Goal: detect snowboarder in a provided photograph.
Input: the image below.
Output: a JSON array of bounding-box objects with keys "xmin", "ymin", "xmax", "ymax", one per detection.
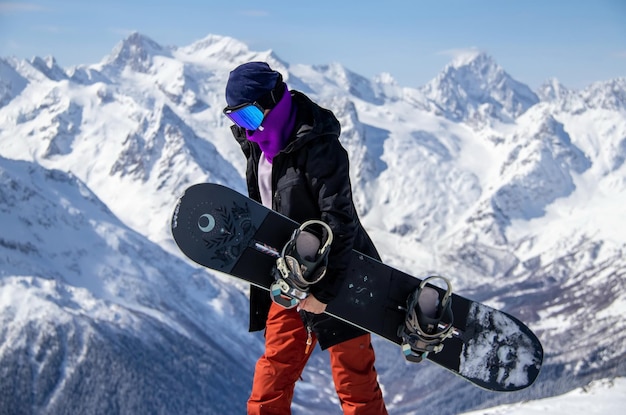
[{"xmin": 224, "ymin": 61, "xmax": 388, "ymax": 415}]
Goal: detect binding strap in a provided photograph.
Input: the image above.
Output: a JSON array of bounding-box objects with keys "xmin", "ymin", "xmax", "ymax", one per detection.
[
  {"xmin": 270, "ymin": 220, "xmax": 333, "ymax": 308},
  {"xmin": 399, "ymin": 275, "xmax": 455, "ymax": 363}
]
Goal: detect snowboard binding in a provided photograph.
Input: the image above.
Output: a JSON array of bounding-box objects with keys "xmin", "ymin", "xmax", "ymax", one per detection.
[
  {"xmin": 270, "ymin": 220, "xmax": 333, "ymax": 309},
  {"xmin": 398, "ymin": 275, "xmax": 455, "ymax": 363}
]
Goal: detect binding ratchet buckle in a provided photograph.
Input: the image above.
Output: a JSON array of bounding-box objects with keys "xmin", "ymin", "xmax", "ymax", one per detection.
[
  {"xmin": 398, "ymin": 275, "xmax": 455, "ymax": 363},
  {"xmin": 270, "ymin": 220, "xmax": 333, "ymax": 309}
]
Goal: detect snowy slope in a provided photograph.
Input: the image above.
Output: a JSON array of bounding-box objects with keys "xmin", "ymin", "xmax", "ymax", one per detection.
[
  {"xmin": 1, "ymin": 32, "xmax": 625, "ymax": 414},
  {"xmin": 0, "ymin": 155, "xmax": 260, "ymax": 414},
  {"xmin": 461, "ymin": 377, "xmax": 626, "ymax": 415}
]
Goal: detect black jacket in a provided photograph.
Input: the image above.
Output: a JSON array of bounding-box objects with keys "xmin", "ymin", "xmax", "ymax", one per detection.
[{"xmin": 232, "ymin": 90, "xmax": 380, "ymax": 349}]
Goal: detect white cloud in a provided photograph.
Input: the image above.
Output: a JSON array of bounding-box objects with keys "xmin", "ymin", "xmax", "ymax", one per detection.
[
  {"xmin": 0, "ymin": 2, "xmax": 46, "ymax": 13},
  {"xmin": 437, "ymin": 47, "xmax": 482, "ymax": 61}
]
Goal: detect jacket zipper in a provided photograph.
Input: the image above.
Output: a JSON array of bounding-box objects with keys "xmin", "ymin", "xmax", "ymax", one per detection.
[{"xmin": 270, "ymin": 153, "xmax": 282, "ymax": 211}]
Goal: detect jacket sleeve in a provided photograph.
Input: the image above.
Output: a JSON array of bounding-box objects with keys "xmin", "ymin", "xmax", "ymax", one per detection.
[{"xmin": 304, "ymin": 135, "xmax": 358, "ymax": 304}]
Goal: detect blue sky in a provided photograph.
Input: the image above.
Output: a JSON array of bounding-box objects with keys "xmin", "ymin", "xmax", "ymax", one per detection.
[{"xmin": 0, "ymin": 0, "xmax": 624, "ymax": 89}]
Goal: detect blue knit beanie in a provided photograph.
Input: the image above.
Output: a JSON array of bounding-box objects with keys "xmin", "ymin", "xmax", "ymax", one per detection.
[{"xmin": 225, "ymin": 62, "xmax": 281, "ymax": 107}]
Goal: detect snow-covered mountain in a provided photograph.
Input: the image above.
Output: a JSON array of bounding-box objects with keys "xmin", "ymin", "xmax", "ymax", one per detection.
[
  {"xmin": 0, "ymin": 156, "xmax": 259, "ymax": 414},
  {"xmin": 420, "ymin": 50, "xmax": 539, "ymax": 125},
  {"xmin": 1, "ymin": 32, "xmax": 624, "ymax": 414}
]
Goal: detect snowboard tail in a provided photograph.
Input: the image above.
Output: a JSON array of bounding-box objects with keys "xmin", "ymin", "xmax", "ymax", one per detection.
[{"xmin": 172, "ymin": 183, "xmax": 543, "ymax": 392}]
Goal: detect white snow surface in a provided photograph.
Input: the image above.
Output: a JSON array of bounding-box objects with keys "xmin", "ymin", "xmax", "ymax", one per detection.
[
  {"xmin": 1, "ymin": 32, "xmax": 625, "ymax": 414},
  {"xmin": 461, "ymin": 377, "xmax": 626, "ymax": 415}
]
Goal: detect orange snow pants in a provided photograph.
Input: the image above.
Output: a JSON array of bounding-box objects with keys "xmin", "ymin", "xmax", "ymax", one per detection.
[{"xmin": 248, "ymin": 302, "xmax": 388, "ymax": 415}]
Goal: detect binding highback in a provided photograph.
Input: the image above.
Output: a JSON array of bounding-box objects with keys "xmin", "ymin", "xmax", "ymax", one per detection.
[
  {"xmin": 399, "ymin": 275, "xmax": 455, "ymax": 362},
  {"xmin": 270, "ymin": 220, "xmax": 333, "ymax": 308}
]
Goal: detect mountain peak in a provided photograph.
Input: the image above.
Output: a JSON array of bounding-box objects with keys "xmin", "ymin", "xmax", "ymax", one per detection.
[
  {"xmin": 374, "ymin": 72, "xmax": 397, "ymax": 85},
  {"xmin": 30, "ymin": 55, "xmax": 68, "ymax": 81},
  {"xmin": 175, "ymin": 33, "xmax": 265, "ymax": 64},
  {"xmin": 0, "ymin": 58, "xmax": 29, "ymax": 107},
  {"xmin": 104, "ymin": 32, "xmax": 171, "ymax": 73},
  {"xmin": 422, "ymin": 50, "xmax": 538, "ymax": 123},
  {"xmin": 436, "ymin": 50, "xmax": 506, "ymax": 88},
  {"xmin": 581, "ymin": 77, "xmax": 626, "ymax": 111},
  {"xmin": 449, "ymin": 49, "xmax": 491, "ymax": 69},
  {"xmin": 181, "ymin": 34, "xmax": 247, "ymax": 54},
  {"xmin": 537, "ymin": 77, "xmax": 571, "ymax": 101}
]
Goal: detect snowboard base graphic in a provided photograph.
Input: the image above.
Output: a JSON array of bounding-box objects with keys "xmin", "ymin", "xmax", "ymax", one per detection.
[{"xmin": 171, "ymin": 183, "xmax": 543, "ymax": 392}]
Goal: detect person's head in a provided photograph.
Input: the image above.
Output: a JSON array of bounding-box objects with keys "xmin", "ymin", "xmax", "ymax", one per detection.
[{"xmin": 223, "ymin": 62, "xmax": 286, "ymax": 131}]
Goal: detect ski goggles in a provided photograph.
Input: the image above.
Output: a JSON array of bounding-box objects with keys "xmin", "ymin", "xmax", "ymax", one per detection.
[
  {"xmin": 223, "ymin": 102, "xmax": 267, "ymax": 131},
  {"xmin": 223, "ymin": 74, "xmax": 285, "ymax": 131}
]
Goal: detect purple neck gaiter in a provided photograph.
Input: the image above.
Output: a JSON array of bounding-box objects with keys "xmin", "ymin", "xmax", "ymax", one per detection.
[{"xmin": 246, "ymin": 85, "xmax": 297, "ymax": 163}]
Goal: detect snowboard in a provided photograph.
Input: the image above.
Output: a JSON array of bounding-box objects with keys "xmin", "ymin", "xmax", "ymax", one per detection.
[{"xmin": 171, "ymin": 183, "xmax": 543, "ymax": 392}]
